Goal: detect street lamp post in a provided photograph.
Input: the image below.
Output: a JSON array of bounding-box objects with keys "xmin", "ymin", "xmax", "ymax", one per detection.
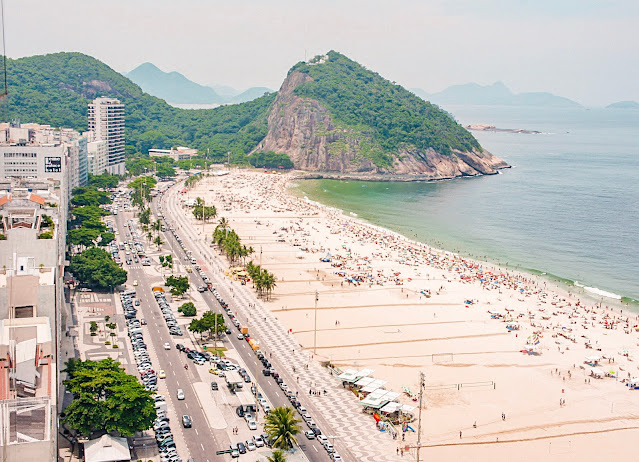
[{"xmin": 313, "ymin": 290, "xmax": 319, "ymax": 355}]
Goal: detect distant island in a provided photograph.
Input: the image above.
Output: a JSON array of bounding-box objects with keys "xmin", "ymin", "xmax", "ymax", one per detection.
[
  {"xmin": 466, "ymin": 124, "xmax": 541, "ymax": 134},
  {"xmin": 606, "ymin": 101, "xmax": 639, "ymax": 110},
  {"xmin": 412, "ymin": 81, "xmax": 582, "ymax": 108},
  {"xmin": 126, "ymin": 62, "xmax": 273, "ymax": 105}
]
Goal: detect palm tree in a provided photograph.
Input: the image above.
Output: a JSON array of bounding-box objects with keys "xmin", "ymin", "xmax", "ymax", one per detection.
[
  {"xmin": 266, "ymin": 450, "xmax": 287, "ymax": 462},
  {"xmin": 264, "ymin": 406, "xmax": 301, "ymax": 450},
  {"xmin": 154, "ymin": 235, "xmax": 163, "ymax": 250},
  {"xmin": 216, "ymin": 217, "xmax": 228, "ymax": 231}
]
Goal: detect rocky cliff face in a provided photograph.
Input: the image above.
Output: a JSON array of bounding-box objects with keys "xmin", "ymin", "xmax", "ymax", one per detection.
[{"xmin": 256, "ymin": 71, "xmax": 509, "ymax": 180}]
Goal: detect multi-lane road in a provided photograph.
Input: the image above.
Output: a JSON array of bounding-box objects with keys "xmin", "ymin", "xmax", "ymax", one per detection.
[{"xmin": 113, "ymin": 189, "xmax": 334, "ymax": 462}]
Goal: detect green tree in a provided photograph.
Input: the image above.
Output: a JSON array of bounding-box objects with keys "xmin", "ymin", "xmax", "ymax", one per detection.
[
  {"xmin": 264, "ymin": 406, "xmax": 301, "ymax": 450},
  {"xmin": 70, "ymin": 247, "xmax": 127, "ymax": 289},
  {"xmin": 99, "ymin": 232, "xmax": 115, "ymax": 246},
  {"xmin": 89, "ymin": 321, "xmax": 98, "ymax": 336},
  {"xmin": 266, "ymin": 450, "xmax": 287, "ymax": 462},
  {"xmin": 178, "ymin": 302, "xmax": 197, "ymax": 317},
  {"xmin": 166, "ymin": 275, "xmax": 189, "ymax": 297},
  {"xmin": 68, "ymin": 228, "xmax": 100, "ymax": 247},
  {"xmin": 88, "ymin": 173, "xmax": 119, "ymax": 189},
  {"xmin": 61, "ymin": 358, "xmax": 156, "ymax": 436},
  {"xmin": 155, "ymin": 163, "xmax": 176, "ymax": 179},
  {"xmin": 188, "ymin": 318, "xmax": 206, "ymax": 338},
  {"xmin": 72, "ymin": 205, "xmax": 108, "ymax": 226},
  {"xmin": 139, "ymin": 208, "xmax": 151, "ymax": 225},
  {"xmin": 70, "ymin": 187, "xmax": 112, "ymax": 207},
  {"xmin": 153, "ymin": 235, "xmax": 163, "ymax": 250}
]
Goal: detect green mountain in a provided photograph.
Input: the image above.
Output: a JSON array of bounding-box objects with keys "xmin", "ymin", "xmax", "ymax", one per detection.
[
  {"xmin": 126, "ymin": 62, "xmax": 224, "ymax": 104},
  {"xmin": 259, "ymin": 51, "xmax": 508, "ymax": 178},
  {"xmin": 4, "ymin": 51, "xmax": 508, "ymax": 179},
  {"xmin": 606, "ymin": 101, "xmax": 639, "ymax": 109},
  {"xmin": 4, "ymin": 52, "xmax": 274, "ymax": 159}
]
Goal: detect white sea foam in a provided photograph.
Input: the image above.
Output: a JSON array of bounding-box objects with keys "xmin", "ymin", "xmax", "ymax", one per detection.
[{"xmin": 575, "ymin": 281, "xmax": 622, "ymax": 300}]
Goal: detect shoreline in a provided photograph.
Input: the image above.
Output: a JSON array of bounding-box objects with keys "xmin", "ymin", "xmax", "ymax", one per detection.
[
  {"xmin": 290, "ymin": 177, "xmax": 638, "ymax": 311},
  {"xmin": 182, "ymin": 169, "xmax": 639, "ymax": 460}
]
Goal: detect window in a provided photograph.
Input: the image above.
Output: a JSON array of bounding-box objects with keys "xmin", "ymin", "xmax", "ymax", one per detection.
[{"xmin": 14, "ymin": 305, "xmax": 34, "ymax": 318}]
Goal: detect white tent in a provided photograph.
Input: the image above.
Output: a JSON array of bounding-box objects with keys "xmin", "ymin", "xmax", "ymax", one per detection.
[{"xmin": 84, "ymin": 435, "xmax": 130, "ymax": 462}]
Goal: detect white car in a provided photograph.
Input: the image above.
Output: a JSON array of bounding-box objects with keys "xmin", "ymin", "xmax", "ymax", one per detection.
[
  {"xmin": 253, "ymin": 435, "xmax": 264, "ymax": 447},
  {"xmin": 177, "ymin": 389, "xmax": 185, "ymax": 400},
  {"xmin": 324, "ymin": 442, "xmax": 334, "ymax": 453},
  {"xmin": 317, "ymin": 435, "xmax": 328, "ymax": 445},
  {"xmin": 332, "ymin": 453, "xmax": 343, "ymax": 461},
  {"xmin": 247, "ymin": 420, "xmax": 257, "ymax": 430},
  {"xmin": 246, "ymin": 440, "xmax": 256, "ymax": 451},
  {"xmin": 164, "ymin": 343, "xmax": 171, "ymax": 350}
]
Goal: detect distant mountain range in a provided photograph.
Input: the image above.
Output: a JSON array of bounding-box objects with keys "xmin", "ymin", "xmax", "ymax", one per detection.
[
  {"xmin": 126, "ymin": 62, "xmax": 273, "ymax": 105},
  {"xmin": 411, "ymin": 82, "xmax": 582, "ymax": 108},
  {"xmin": 606, "ymin": 100, "xmax": 639, "ymax": 110}
]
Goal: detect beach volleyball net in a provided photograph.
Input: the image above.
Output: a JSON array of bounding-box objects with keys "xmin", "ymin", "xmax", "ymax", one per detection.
[{"xmin": 431, "ymin": 353, "xmax": 454, "ymax": 363}]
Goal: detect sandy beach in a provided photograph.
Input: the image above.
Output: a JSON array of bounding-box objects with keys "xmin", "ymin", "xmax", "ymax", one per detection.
[{"xmin": 180, "ymin": 169, "xmax": 639, "ymax": 461}]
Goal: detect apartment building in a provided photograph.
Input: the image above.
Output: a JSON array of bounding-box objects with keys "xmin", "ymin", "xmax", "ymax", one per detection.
[
  {"xmin": 0, "ymin": 178, "xmax": 67, "ymax": 461},
  {"xmin": 87, "ymin": 98, "xmax": 125, "ymax": 175}
]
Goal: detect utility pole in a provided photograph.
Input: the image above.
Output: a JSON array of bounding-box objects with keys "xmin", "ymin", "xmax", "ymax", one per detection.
[
  {"xmin": 201, "ymin": 197, "xmax": 205, "ymax": 236},
  {"xmin": 416, "ymin": 371, "xmax": 425, "ymax": 462},
  {"xmin": 313, "ymin": 290, "xmax": 319, "ymax": 354}
]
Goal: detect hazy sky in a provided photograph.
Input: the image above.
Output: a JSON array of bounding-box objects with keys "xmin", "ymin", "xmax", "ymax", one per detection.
[{"xmin": 6, "ymin": 0, "xmax": 639, "ymax": 106}]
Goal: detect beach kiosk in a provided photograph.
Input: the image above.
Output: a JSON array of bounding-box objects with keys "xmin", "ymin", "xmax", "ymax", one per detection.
[
  {"xmin": 225, "ymin": 370, "xmax": 244, "ymax": 393},
  {"xmin": 236, "ymin": 390, "xmax": 258, "ymax": 412}
]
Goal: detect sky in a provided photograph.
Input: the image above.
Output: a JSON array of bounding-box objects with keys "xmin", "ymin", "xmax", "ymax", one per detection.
[{"xmin": 6, "ymin": 0, "xmax": 639, "ymax": 106}]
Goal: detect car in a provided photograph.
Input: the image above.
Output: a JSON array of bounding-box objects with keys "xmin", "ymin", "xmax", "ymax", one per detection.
[
  {"xmin": 133, "ymin": 280, "xmax": 138, "ymax": 286},
  {"xmin": 236, "ymin": 406, "xmax": 245, "ymax": 418},
  {"xmin": 244, "ymin": 413, "xmax": 253, "ymax": 422},
  {"xmin": 237, "ymin": 442, "xmax": 247, "ymax": 454},
  {"xmin": 182, "ymin": 415, "xmax": 192, "ymax": 428},
  {"xmin": 311, "ymin": 425, "xmax": 322, "ymax": 436},
  {"xmin": 253, "ymin": 435, "xmax": 265, "ymax": 447},
  {"xmin": 198, "ymin": 286, "xmax": 207, "ymax": 292},
  {"xmin": 211, "ymin": 381, "xmax": 218, "ymax": 390},
  {"xmin": 324, "ymin": 442, "xmax": 334, "ymax": 453},
  {"xmin": 208, "ymin": 368, "xmax": 218, "ymax": 375},
  {"xmin": 246, "ymin": 440, "xmax": 256, "ymax": 451},
  {"xmin": 164, "ymin": 342, "xmax": 171, "ymax": 350},
  {"xmin": 176, "ymin": 389, "xmax": 185, "ymax": 400},
  {"xmin": 237, "ymin": 333, "xmax": 244, "ymax": 340},
  {"xmin": 332, "ymin": 453, "xmax": 343, "ymax": 461},
  {"xmin": 159, "ymin": 370, "xmax": 166, "ymax": 379},
  {"xmin": 304, "ymin": 430, "xmax": 316, "ymax": 440},
  {"xmin": 317, "ymin": 435, "xmax": 328, "ymax": 445},
  {"xmin": 247, "ymin": 420, "xmax": 257, "ymax": 431},
  {"xmin": 262, "ymin": 368, "xmax": 271, "ymax": 376},
  {"xmin": 230, "ymin": 444, "xmax": 239, "ymax": 458}
]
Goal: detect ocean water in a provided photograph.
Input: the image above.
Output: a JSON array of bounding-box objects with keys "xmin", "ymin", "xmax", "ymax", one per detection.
[{"xmin": 294, "ymin": 105, "xmax": 639, "ymax": 305}]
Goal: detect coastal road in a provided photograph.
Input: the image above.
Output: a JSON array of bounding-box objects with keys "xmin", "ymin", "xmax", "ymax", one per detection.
[
  {"xmin": 114, "ymin": 210, "xmax": 228, "ymax": 462},
  {"xmin": 152, "ymin": 194, "xmax": 334, "ymax": 462}
]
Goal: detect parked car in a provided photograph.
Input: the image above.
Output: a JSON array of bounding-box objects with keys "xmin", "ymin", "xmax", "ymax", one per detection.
[{"xmin": 182, "ymin": 415, "xmax": 192, "ymax": 428}]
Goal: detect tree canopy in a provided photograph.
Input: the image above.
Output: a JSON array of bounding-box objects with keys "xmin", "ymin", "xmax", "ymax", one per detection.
[
  {"xmin": 165, "ymin": 275, "xmax": 189, "ymax": 297},
  {"xmin": 70, "ymin": 247, "xmax": 127, "ymax": 289},
  {"xmin": 5, "ymin": 52, "xmax": 275, "ymax": 161},
  {"xmin": 264, "ymin": 406, "xmax": 301, "ymax": 450},
  {"xmin": 291, "ymin": 51, "xmax": 481, "ymax": 165},
  {"xmin": 62, "ymin": 358, "xmax": 156, "ymax": 436},
  {"xmin": 88, "ymin": 173, "xmax": 120, "ymax": 189},
  {"xmin": 248, "ymin": 151, "xmax": 294, "ymax": 169}
]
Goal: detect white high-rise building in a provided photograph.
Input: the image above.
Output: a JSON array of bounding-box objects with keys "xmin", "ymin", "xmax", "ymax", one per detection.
[
  {"xmin": 84, "ymin": 131, "xmax": 108, "ymax": 175},
  {"xmin": 87, "ymin": 97, "xmax": 125, "ymax": 175}
]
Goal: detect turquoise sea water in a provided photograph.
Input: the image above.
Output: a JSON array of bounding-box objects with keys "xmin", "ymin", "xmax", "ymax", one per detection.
[{"xmin": 294, "ymin": 105, "xmax": 639, "ymax": 305}]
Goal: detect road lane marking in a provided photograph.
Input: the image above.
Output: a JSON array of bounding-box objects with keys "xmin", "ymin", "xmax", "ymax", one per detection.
[
  {"xmin": 195, "ymin": 428, "xmax": 199, "ymax": 435},
  {"xmin": 314, "ymin": 445, "xmax": 318, "ymax": 452},
  {"xmin": 201, "ymin": 443, "xmax": 205, "ymax": 451}
]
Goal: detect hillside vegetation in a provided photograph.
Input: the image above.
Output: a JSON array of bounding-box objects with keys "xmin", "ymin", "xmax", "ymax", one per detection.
[
  {"xmin": 290, "ymin": 51, "xmax": 481, "ymax": 158},
  {"xmin": 3, "ymin": 52, "xmax": 275, "ymax": 160}
]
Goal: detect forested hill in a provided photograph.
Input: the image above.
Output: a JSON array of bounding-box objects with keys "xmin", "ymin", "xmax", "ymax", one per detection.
[
  {"xmin": 291, "ymin": 51, "xmax": 480, "ymax": 157},
  {"xmin": 259, "ymin": 51, "xmax": 508, "ymax": 178},
  {"xmin": 3, "ymin": 52, "xmax": 275, "ymax": 159}
]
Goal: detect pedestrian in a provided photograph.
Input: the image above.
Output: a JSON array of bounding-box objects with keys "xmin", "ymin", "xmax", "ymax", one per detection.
[
  {"xmin": 400, "ymin": 448, "xmax": 404, "ymax": 456},
  {"xmin": 460, "ymin": 431, "xmax": 462, "ymax": 439},
  {"xmin": 396, "ymin": 448, "xmax": 399, "ymax": 455},
  {"xmin": 402, "ymin": 433, "xmax": 405, "ymax": 441}
]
